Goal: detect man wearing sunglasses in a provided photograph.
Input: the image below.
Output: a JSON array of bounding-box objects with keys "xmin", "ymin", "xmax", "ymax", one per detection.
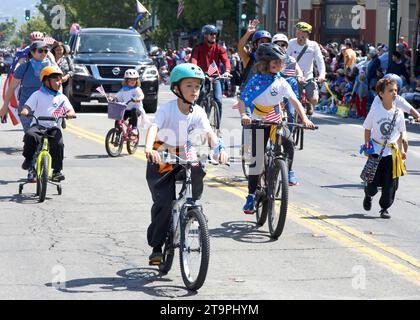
[{"xmin": 192, "ymin": 24, "xmax": 231, "ymax": 124}]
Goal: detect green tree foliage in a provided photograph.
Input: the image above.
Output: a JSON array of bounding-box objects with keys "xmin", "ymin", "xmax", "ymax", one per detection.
[{"xmin": 18, "ymin": 16, "xmax": 53, "ymax": 46}]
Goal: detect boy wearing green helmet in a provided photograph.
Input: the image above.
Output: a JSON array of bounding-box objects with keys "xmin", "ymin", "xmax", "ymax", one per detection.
[{"xmin": 144, "ymin": 63, "xmax": 228, "ymax": 265}]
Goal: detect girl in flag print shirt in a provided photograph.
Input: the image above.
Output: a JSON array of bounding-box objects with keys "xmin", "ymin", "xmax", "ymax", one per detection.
[
  {"xmin": 238, "ymin": 43, "xmax": 315, "ymax": 214},
  {"xmin": 20, "ymin": 66, "xmax": 75, "ymax": 182},
  {"xmin": 143, "ymin": 63, "xmax": 228, "ymax": 265}
]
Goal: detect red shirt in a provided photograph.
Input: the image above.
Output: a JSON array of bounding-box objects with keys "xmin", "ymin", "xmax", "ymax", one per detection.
[{"xmin": 191, "ymin": 43, "xmax": 231, "ymax": 74}]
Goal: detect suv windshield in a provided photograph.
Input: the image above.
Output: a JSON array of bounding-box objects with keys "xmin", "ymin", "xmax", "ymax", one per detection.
[{"xmin": 76, "ymin": 34, "xmax": 147, "ymax": 56}]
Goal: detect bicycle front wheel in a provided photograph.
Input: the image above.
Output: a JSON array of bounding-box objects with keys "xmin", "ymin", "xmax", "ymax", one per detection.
[
  {"xmin": 159, "ymin": 225, "xmax": 175, "ymax": 275},
  {"xmin": 293, "ymin": 113, "xmax": 304, "ymax": 150},
  {"xmin": 105, "ymin": 128, "xmax": 123, "ymax": 157},
  {"xmin": 38, "ymin": 155, "xmax": 49, "ymax": 203},
  {"xmin": 267, "ymin": 158, "xmax": 289, "ymax": 239},
  {"xmin": 255, "ymin": 172, "xmax": 268, "ymax": 227},
  {"xmin": 180, "ymin": 208, "xmax": 210, "ymax": 291},
  {"xmin": 208, "ymin": 101, "xmax": 220, "ymax": 135}
]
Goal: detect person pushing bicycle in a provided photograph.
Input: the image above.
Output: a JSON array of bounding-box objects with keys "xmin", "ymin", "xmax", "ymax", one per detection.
[
  {"xmin": 144, "ymin": 63, "xmax": 228, "ymax": 265},
  {"xmin": 238, "ymin": 43, "xmax": 315, "ymax": 214},
  {"xmin": 20, "ymin": 66, "xmax": 76, "ymax": 182}
]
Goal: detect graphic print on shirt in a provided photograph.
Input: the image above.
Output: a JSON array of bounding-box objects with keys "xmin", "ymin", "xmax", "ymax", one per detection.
[{"xmin": 378, "ymin": 119, "xmax": 392, "ymax": 139}]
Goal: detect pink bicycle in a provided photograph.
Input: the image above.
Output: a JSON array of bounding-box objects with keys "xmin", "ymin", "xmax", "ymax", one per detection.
[{"xmin": 105, "ymin": 101, "xmax": 140, "ymax": 157}]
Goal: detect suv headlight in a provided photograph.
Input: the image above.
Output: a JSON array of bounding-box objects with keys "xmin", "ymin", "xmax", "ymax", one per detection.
[
  {"xmin": 141, "ymin": 66, "xmax": 158, "ymax": 81},
  {"xmin": 74, "ymin": 64, "xmax": 90, "ymax": 76}
]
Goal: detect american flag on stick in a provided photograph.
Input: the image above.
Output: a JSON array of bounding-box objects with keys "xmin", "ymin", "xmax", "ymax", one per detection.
[
  {"xmin": 265, "ymin": 105, "xmax": 281, "ymax": 123},
  {"xmin": 177, "ymin": 0, "xmax": 184, "ymax": 19},
  {"xmin": 52, "ymin": 102, "xmax": 66, "ymax": 118},
  {"xmin": 96, "ymin": 85, "xmax": 110, "ymax": 102},
  {"xmin": 184, "ymin": 139, "xmax": 198, "ymax": 164},
  {"xmin": 207, "ymin": 60, "xmax": 219, "ymax": 76}
]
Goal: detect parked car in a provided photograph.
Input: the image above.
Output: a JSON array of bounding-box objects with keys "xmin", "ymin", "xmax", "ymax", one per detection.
[
  {"xmin": 0, "ymin": 55, "xmax": 12, "ymax": 74},
  {"xmin": 67, "ymin": 27, "xmax": 159, "ymax": 112}
]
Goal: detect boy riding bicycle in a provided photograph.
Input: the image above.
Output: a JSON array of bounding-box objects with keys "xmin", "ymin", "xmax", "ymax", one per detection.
[
  {"xmin": 144, "ymin": 63, "xmax": 228, "ymax": 265},
  {"xmin": 20, "ymin": 66, "xmax": 76, "ymax": 182},
  {"xmin": 238, "ymin": 43, "xmax": 315, "ymax": 214}
]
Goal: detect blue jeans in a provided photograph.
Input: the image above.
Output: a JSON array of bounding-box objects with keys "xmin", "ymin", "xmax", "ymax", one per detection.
[
  {"xmin": 198, "ymin": 79, "xmax": 223, "ymax": 119},
  {"xmin": 285, "ymin": 77, "xmax": 300, "ymax": 130}
]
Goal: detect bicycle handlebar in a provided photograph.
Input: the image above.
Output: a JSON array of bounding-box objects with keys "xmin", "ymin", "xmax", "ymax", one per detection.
[
  {"xmin": 160, "ymin": 151, "xmax": 230, "ymax": 166},
  {"xmin": 249, "ymin": 119, "xmax": 318, "ymax": 130},
  {"xmin": 18, "ymin": 113, "xmax": 77, "ymax": 126},
  {"xmin": 205, "ymin": 74, "xmax": 232, "ymax": 81}
]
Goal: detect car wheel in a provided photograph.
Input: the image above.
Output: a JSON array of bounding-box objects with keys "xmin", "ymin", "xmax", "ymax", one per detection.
[{"xmin": 143, "ymin": 100, "xmax": 157, "ymax": 113}]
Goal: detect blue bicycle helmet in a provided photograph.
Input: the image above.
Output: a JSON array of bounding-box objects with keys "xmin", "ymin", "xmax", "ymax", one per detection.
[
  {"xmin": 201, "ymin": 24, "xmax": 218, "ymax": 34},
  {"xmin": 251, "ymin": 30, "xmax": 272, "ymax": 44},
  {"xmin": 383, "ymin": 73, "xmax": 403, "ymax": 90}
]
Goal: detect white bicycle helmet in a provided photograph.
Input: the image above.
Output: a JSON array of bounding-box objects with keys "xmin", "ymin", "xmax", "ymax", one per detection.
[
  {"xmin": 272, "ymin": 33, "xmax": 289, "ymax": 44},
  {"xmin": 124, "ymin": 69, "xmax": 139, "ymax": 79}
]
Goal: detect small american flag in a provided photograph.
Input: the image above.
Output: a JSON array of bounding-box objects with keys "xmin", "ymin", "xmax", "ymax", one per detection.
[
  {"xmin": 207, "ymin": 60, "xmax": 219, "ymax": 76},
  {"xmin": 184, "ymin": 139, "xmax": 198, "ymax": 163},
  {"xmin": 265, "ymin": 105, "xmax": 281, "ymax": 123},
  {"xmin": 177, "ymin": 0, "xmax": 184, "ymax": 19},
  {"xmin": 96, "ymin": 85, "xmax": 110, "ymax": 101},
  {"xmin": 283, "ymin": 68, "xmax": 296, "ymax": 77},
  {"xmin": 44, "ymin": 36, "xmax": 56, "ymax": 46},
  {"xmin": 52, "ymin": 102, "xmax": 66, "ymax": 118}
]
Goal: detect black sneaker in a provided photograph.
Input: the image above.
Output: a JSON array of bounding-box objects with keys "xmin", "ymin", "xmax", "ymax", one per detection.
[
  {"xmin": 306, "ymin": 105, "xmax": 314, "ymax": 116},
  {"xmin": 21, "ymin": 159, "xmax": 31, "ymax": 171},
  {"xmin": 52, "ymin": 171, "xmax": 65, "ymax": 182},
  {"xmin": 380, "ymin": 209, "xmax": 391, "ymax": 219},
  {"xmin": 149, "ymin": 247, "xmax": 163, "ymax": 265},
  {"xmin": 363, "ymin": 195, "xmax": 372, "ymax": 211}
]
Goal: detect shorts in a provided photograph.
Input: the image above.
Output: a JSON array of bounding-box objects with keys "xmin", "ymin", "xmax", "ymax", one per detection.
[{"xmin": 298, "ymin": 79, "xmax": 318, "ymax": 101}]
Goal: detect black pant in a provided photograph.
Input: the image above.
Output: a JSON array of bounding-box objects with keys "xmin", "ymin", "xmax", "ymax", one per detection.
[
  {"xmin": 247, "ymin": 125, "xmax": 294, "ymax": 194},
  {"xmin": 146, "ymin": 161, "xmax": 206, "ymax": 248},
  {"xmin": 114, "ymin": 109, "xmax": 140, "ymax": 128},
  {"xmin": 365, "ymin": 155, "xmax": 399, "ymax": 210},
  {"xmin": 23, "ymin": 125, "xmax": 64, "ymax": 172}
]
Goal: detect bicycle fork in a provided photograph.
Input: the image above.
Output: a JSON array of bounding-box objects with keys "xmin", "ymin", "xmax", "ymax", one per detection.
[{"xmin": 37, "ymin": 138, "xmax": 52, "ymax": 179}]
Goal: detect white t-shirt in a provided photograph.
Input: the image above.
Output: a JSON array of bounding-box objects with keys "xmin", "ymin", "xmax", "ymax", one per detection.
[
  {"xmin": 372, "ymin": 95, "xmax": 414, "ymax": 114},
  {"xmin": 251, "ymin": 76, "xmax": 296, "ymax": 119},
  {"xmin": 152, "ymin": 100, "xmax": 212, "ymax": 147},
  {"xmin": 115, "ymin": 87, "xmax": 144, "ymax": 111},
  {"xmin": 25, "ymin": 90, "xmax": 74, "ymax": 129},
  {"xmin": 363, "ymin": 102, "xmax": 406, "ymax": 157},
  {"xmin": 287, "ymin": 38, "xmax": 326, "ymax": 80}
]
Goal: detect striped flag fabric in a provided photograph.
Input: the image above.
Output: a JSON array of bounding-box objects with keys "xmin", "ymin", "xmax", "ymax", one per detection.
[
  {"xmin": 43, "ymin": 36, "xmax": 56, "ymax": 46},
  {"xmin": 184, "ymin": 139, "xmax": 198, "ymax": 163},
  {"xmin": 2, "ymin": 72, "xmax": 20, "ymax": 125},
  {"xmin": 265, "ymin": 105, "xmax": 282, "ymax": 123},
  {"xmin": 177, "ymin": 0, "xmax": 184, "ymax": 19},
  {"xmin": 207, "ymin": 60, "xmax": 219, "ymax": 76},
  {"xmin": 52, "ymin": 102, "xmax": 66, "ymax": 118},
  {"xmin": 96, "ymin": 85, "xmax": 110, "ymax": 101}
]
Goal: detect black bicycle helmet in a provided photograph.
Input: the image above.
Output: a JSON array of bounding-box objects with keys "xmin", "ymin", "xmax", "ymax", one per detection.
[{"xmin": 256, "ymin": 43, "xmax": 287, "ymax": 62}]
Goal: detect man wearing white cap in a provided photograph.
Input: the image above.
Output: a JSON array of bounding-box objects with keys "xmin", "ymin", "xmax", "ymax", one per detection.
[{"xmin": 366, "ymin": 46, "xmax": 381, "ymax": 89}]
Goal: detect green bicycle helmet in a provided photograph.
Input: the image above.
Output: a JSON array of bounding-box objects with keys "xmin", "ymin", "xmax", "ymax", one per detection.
[
  {"xmin": 170, "ymin": 63, "xmax": 205, "ymax": 86},
  {"xmin": 169, "ymin": 63, "xmax": 205, "ymax": 108},
  {"xmin": 296, "ymin": 21, "xmax": 312, "ymax": 33}
]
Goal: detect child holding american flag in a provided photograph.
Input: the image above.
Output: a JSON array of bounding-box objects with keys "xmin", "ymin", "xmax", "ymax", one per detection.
[
  {"xmin": 238, "ymin": 43, "xmax": 315, "ymax": 214},
  {"xmin": 19, "ymin": 66, "xmax": 76, "ymax": 182}
]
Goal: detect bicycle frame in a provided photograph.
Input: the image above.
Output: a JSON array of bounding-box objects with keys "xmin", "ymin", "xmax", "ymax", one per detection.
[
  {"xmin": 36, "ymin": 137, "xmax": 52, "ymax": 179},
  {"xmin": 115, "ymin": 119, "xmax": 133, "ymax": 142}
]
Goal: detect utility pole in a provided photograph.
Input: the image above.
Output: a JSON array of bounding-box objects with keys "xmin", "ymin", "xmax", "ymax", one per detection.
[
  {"xmin": 388, "ymin": 0, "xmax": 398, "ymax": 69},
  {"xmin": 411, "ymin": 0, "xmax": 420, "ymax": 80}
]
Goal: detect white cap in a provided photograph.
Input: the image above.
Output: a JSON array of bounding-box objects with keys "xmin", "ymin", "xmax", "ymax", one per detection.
[
  {"xmin": 369, "ymin": 46, "xmax": 378, "ymax": 55},
  {"xmin": 272, "ymin": 33, "xmax": 289, "ymax": 44}
]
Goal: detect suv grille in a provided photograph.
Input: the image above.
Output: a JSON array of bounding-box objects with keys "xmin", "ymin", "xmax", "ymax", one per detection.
[{"xmin": 97, "ymin": 65, "xmax": 148, "ymax": 79}]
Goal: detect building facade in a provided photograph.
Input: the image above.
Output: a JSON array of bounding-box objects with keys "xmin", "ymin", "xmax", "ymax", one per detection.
[{"xmin": 261, "ymin": 0, "xmax": 418, "ymax": 46}]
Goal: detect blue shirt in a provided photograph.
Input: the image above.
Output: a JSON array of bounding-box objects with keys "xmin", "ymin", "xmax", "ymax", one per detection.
[{"xmin": 14, "ymin": 61, "xmax": 43, "ymax": 107}]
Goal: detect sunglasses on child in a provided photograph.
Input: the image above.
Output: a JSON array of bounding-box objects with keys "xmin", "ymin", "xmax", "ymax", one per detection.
[{"xmin": 36, "ymin": 48, "xmax": 49, "ymax": 54}]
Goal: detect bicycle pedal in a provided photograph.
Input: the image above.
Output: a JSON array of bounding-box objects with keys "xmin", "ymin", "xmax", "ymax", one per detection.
[{"xmin": 149, "ymin": 260, "xmax": 162, "ymax": 266}]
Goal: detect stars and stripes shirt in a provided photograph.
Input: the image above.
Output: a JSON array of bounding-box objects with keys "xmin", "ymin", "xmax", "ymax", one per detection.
[
  {"xmin": 240, "ymin": 73, "xmax": 297, "ymax": 121},
  {"xmin": 283, "ymin": 56, "xmax": 298, "ymax": 78}
]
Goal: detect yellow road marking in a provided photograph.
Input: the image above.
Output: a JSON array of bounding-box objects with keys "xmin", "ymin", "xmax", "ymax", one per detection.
[{"xmin": 66, "ymin": 122, "xmax": 420, "ymax": 286}]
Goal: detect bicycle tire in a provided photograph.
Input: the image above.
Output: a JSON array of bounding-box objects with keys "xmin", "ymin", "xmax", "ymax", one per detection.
[
  {"xmin": 208, "ymin": 101, "xmax": 220, "ymax": 135},
  {"xmin": 180, "ymin": 208, "xmax": 210, "ymax": 291},
  {"xmin": 126, "ymin": 128, "xmax": 139, "ymax": 155},
  {"xmin": 38, "ymin": 155, "xmax": 48, "ymax": 203},
  {"xmin": 241, "ymin": 127, "xmax": 250, "ymax": 179},
  {"xmin": 105, "ymin": 128, "xmax": 123, "ymax": 157},
  {"xmin": 255, "ymin": 172, "xmax": 268, "ymax": 227},
  {"xmin": 159, "ymin": 225, "xmax": 175, "ymax": 275},
  {"xmin": 267, "ymin": 158, "xmax": 289, "ymax": 239},
  {"xmin": 293, "ymin": 113, "xmax": 304, "ymax": 150}
]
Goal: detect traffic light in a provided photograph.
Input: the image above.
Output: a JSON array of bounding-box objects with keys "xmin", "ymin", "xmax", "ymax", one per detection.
[
  {"xmin": 25, "ymin": 10, "xmax": 30, "ymax": 21},
  {"xmin": 240, "ymin": 2, "xmax": 248, "ymax": 22}
]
